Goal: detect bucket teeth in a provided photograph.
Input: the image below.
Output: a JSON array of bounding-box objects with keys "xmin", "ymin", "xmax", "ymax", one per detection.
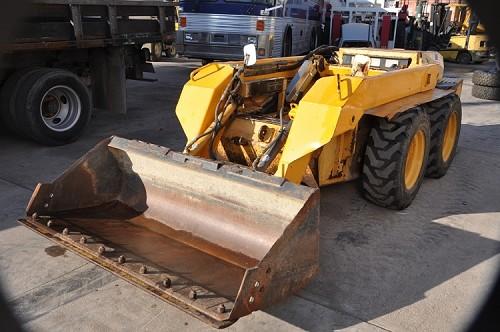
[{"xmin": 20, "ymin": 136, "xmax": 320, "ymax": 327}]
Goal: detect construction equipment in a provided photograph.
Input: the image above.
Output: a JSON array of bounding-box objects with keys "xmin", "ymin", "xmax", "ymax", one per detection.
[
  {"xmin": 19, "ymin": 46, "xmax": 463, "ymax": 327},
  {"xmin": 404, "ymin": 2, "xmax": 492, "ymax": 64}
]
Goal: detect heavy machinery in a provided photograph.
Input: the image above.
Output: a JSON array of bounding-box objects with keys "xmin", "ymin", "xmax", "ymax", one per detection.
[
  {"xmin": 19, "ymin": 46, "xmax": 462, "ymax": 327},
  {"xmin": 404, "ymin": 2, "xmax": 492, "ymax": 64}
]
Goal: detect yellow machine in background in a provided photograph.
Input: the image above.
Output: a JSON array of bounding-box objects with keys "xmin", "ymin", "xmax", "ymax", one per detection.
[
  {"xmin": 439, "ymin": 3, "xmax": 491, "ymax": 64},
  {"xmin": 440, "ymin": 34, "xmax": 490, "ymax": 64},
  {"xmin": 20, "ymin": 46, "xmax": 462, "ymax": 328}
]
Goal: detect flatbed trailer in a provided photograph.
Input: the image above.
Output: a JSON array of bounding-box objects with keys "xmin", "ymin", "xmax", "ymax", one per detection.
[{"xmin": 0, "ymin": 0, "xmax": 177, "ymax": 145}]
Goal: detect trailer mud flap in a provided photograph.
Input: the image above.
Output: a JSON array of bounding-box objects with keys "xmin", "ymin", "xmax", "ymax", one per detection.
[{"xmin": 19, "ymin": 136, "xmax": 320, "ymax": 328}]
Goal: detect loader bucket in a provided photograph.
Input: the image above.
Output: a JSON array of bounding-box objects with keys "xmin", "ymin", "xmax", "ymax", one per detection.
[{"xmin": 19, "ymin": 136, "xmax": 319, "ymax": 328}]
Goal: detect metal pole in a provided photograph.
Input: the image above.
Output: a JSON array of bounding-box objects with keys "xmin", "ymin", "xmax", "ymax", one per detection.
[{"xmin": 392, "ymin": 11, "xmax": 399, "ymax": 48}]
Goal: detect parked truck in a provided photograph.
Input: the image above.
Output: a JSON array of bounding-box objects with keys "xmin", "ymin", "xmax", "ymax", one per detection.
[{"xmin": 0, "ymin": 0, "xmax": 177, "ymax": 145}]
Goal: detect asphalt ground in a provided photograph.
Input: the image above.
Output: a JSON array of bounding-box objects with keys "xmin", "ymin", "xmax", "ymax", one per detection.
[{"xmin": 0, "ymin": 58, "xmax": 499, "ymax": 332}]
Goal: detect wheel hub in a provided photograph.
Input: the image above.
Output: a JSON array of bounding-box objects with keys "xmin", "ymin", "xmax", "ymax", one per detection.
[{"xmin": 40, "ymin": 85, "xmax": 81, "ymax": 132}]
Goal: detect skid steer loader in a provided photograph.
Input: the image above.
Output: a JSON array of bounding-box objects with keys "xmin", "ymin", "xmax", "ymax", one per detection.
[{"xmin": 19, "ymin": 46, "xmax": 462, "ymax": 327}]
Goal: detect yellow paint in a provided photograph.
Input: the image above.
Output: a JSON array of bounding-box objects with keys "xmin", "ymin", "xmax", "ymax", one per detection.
[
  {"xmin": 440, "ymin": 35, "xmax": 489, "ymax": 62},
  {"xmin": 175, "ymin": 63, "xmax": 234, "ymax": 143},
  {"xmin": 447, "ymin": 35, "xmax": 489, "ymax": 52},
  {"xmin": 317, "ymin": 130, "xmax": 356, "ymax": 186},
  {"xmin": 442, "ymin": 111, "xmax": 458, "ymax": 162},
  {"xmin": 276, "ymin": 64, "xmax": 440, "ymax": 183},
  {"xmin": 404, "ymin": 129, "xmax": 426, "ymax": 190},
  {"xmin": 176, "ymin": 49, "xmax": 459, "ymax": 186}
]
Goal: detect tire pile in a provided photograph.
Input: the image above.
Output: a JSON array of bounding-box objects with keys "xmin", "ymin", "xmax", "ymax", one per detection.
[{"xmin": 472, "ymin": 69, "xmax": 500, "ymax": 101}]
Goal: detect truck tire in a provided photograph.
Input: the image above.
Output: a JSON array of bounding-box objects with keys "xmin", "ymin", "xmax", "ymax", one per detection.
[
  {"xmin": 142, "ymin": 47, "xmax": 152, "ymax": 61},
  {"xmin": 456, "ymin": 52, "xmax": 472, "ymax": 64},
  {"xmin": 472, "ymin": 70, "xmax": 500, "ymax": 87},
  {"xmin": 472, "ymin": 84, "xmax": 500, "ymax": 101},
  {"xmin": 165, "ymin": 42, "xmax": 177, "ymax": 58},
  {"xmin": 362, "ymin": 108, "xmax": 431, "ymax": 210},
  {"xmin": 425, "ymin": 94, "xmax": 461, "ymax": 178},
  {"xmin": 14, "ymin": 68, "xmax": 92, "ymax": 145},
  {"xmin": 151, "ymin": 42, "xmax": 163, "ymax": 62},
  {"xmin": 0, "ymin": 67, "xmax": 45, "ymax": 135}
]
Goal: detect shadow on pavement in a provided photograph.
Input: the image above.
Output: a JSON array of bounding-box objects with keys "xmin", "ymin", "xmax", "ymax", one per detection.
[{"xmin": 267, "ymin": 124, "xmax": 500, "ymax": 330}]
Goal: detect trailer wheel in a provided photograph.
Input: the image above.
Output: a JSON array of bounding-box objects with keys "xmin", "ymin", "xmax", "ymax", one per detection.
[
  {"xmin": 456, "ymin": 52, "xmax": 472, "ymax": 64},
  {"xmin": 362, "ymin": 108, "xmax": 431, "ymax": 210},
  {"xmin": 472, "ymin": 84, "xmax": 500, "ymax": 101},
  {"xmin": 14, "ymin": 68, "xmax": 92, "ymax": 145},
  {"xmin": 425, "ymin": 94, "xmax": 461, "ymax": 178}
]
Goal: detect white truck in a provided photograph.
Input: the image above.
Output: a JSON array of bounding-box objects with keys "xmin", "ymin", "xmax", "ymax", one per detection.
[{"xmin": 339, "ymin": 23, "xmax": 376, "ymax": 48}]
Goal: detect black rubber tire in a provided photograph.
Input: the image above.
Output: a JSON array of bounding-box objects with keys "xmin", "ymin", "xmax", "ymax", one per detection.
[
  {"xmin": 362, "ymin": 108, "xmax": 431, "ymax": 210},
  {"xmin": 425, "ymin": 94, "xmax": 462, "ymax": 178},
  {"xmin": 456, "ymin": 52, "xmax": 472, "ymax": 64},
  {"xmin": 14, "ymin": 68, "xmax": 92, "ymax": 145},
  {"xmin": 165, "ymin": 43, "xmax": 177, "ymax": 58},
  {"xmin": 0, "ymin": 67, "xmax": 45, "ymax": 135},
  {"xmin": 142, "ymin": 47, "xmax": 152, "ymax": 62},
  {"xmin": 282, "ymin": 28, "xmax": 292, "ymax": 57},
  {"xmin": 151, "ymin": 42, "xmax": 163, "ymax": 62},
  {"xmin": 472, "ymin": 70, "xmax": 500, "ymax": 87},
  {"xmin": 472, "ymin": 84, "xmax": 500, "ymax": 101}
]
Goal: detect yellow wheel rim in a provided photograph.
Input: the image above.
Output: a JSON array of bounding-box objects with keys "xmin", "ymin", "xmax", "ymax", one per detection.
[
  {"xmin": 404, "ymin": 129, "xmax": 426, "ymax": 190},
  {"xmin": 442, "ymin": 112, "xmax": 458, "ymax": 163}
]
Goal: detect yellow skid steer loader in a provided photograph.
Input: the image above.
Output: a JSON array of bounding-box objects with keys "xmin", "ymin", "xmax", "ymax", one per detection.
[{"xmin": 20, "ymin": 46, "xmax": 462, "ymax": 328}]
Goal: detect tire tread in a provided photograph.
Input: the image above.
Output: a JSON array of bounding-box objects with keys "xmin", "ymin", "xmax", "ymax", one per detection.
[{"xmin": 361, "ymin": 108, "xmax": 430, "ymax": 210}]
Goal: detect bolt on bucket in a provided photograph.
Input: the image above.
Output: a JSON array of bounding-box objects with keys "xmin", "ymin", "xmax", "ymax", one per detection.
[{"xmin": 19, "ymin": 136, "xmax": 320, "ymax": 328}]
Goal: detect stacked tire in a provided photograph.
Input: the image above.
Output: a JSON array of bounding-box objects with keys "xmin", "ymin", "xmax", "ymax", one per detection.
[{"xmin": 472, "ymin": 69, "xmax": 500, "ymax": 101}]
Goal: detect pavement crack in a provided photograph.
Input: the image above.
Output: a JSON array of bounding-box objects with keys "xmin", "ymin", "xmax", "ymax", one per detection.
[
  {"xmin": 7, "ymin": 263, "xmax": 90, "ymax": 302},
  {"xmin": 139, "ymin": 309, "xmax": 166, "ymax": 331},
  {"xmin": 296, "ymin": 293, "xmax": 393, "ymax": 332},
  {"xmin": 0, "ymin": 177, "xmax": 33, "ymax": 192},
  {"xmin": 12, "ymin": 264, "xmax": 117, "ymax": 324}
]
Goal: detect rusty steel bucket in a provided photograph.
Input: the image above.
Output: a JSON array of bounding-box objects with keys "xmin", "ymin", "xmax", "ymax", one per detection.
[{"xmin": 19, "ymin": 136, "xmax": 320, "ymax": 328}]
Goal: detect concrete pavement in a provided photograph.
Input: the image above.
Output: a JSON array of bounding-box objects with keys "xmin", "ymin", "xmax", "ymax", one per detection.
[{"xmin": 0, "ymin": 59, "xmax": 499, "ymax": 332}]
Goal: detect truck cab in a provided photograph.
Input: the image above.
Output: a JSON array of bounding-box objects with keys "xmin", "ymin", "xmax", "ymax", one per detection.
[{"xmin": 339, "ymin": 23, "xmax": 375, "ymax": 48}]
